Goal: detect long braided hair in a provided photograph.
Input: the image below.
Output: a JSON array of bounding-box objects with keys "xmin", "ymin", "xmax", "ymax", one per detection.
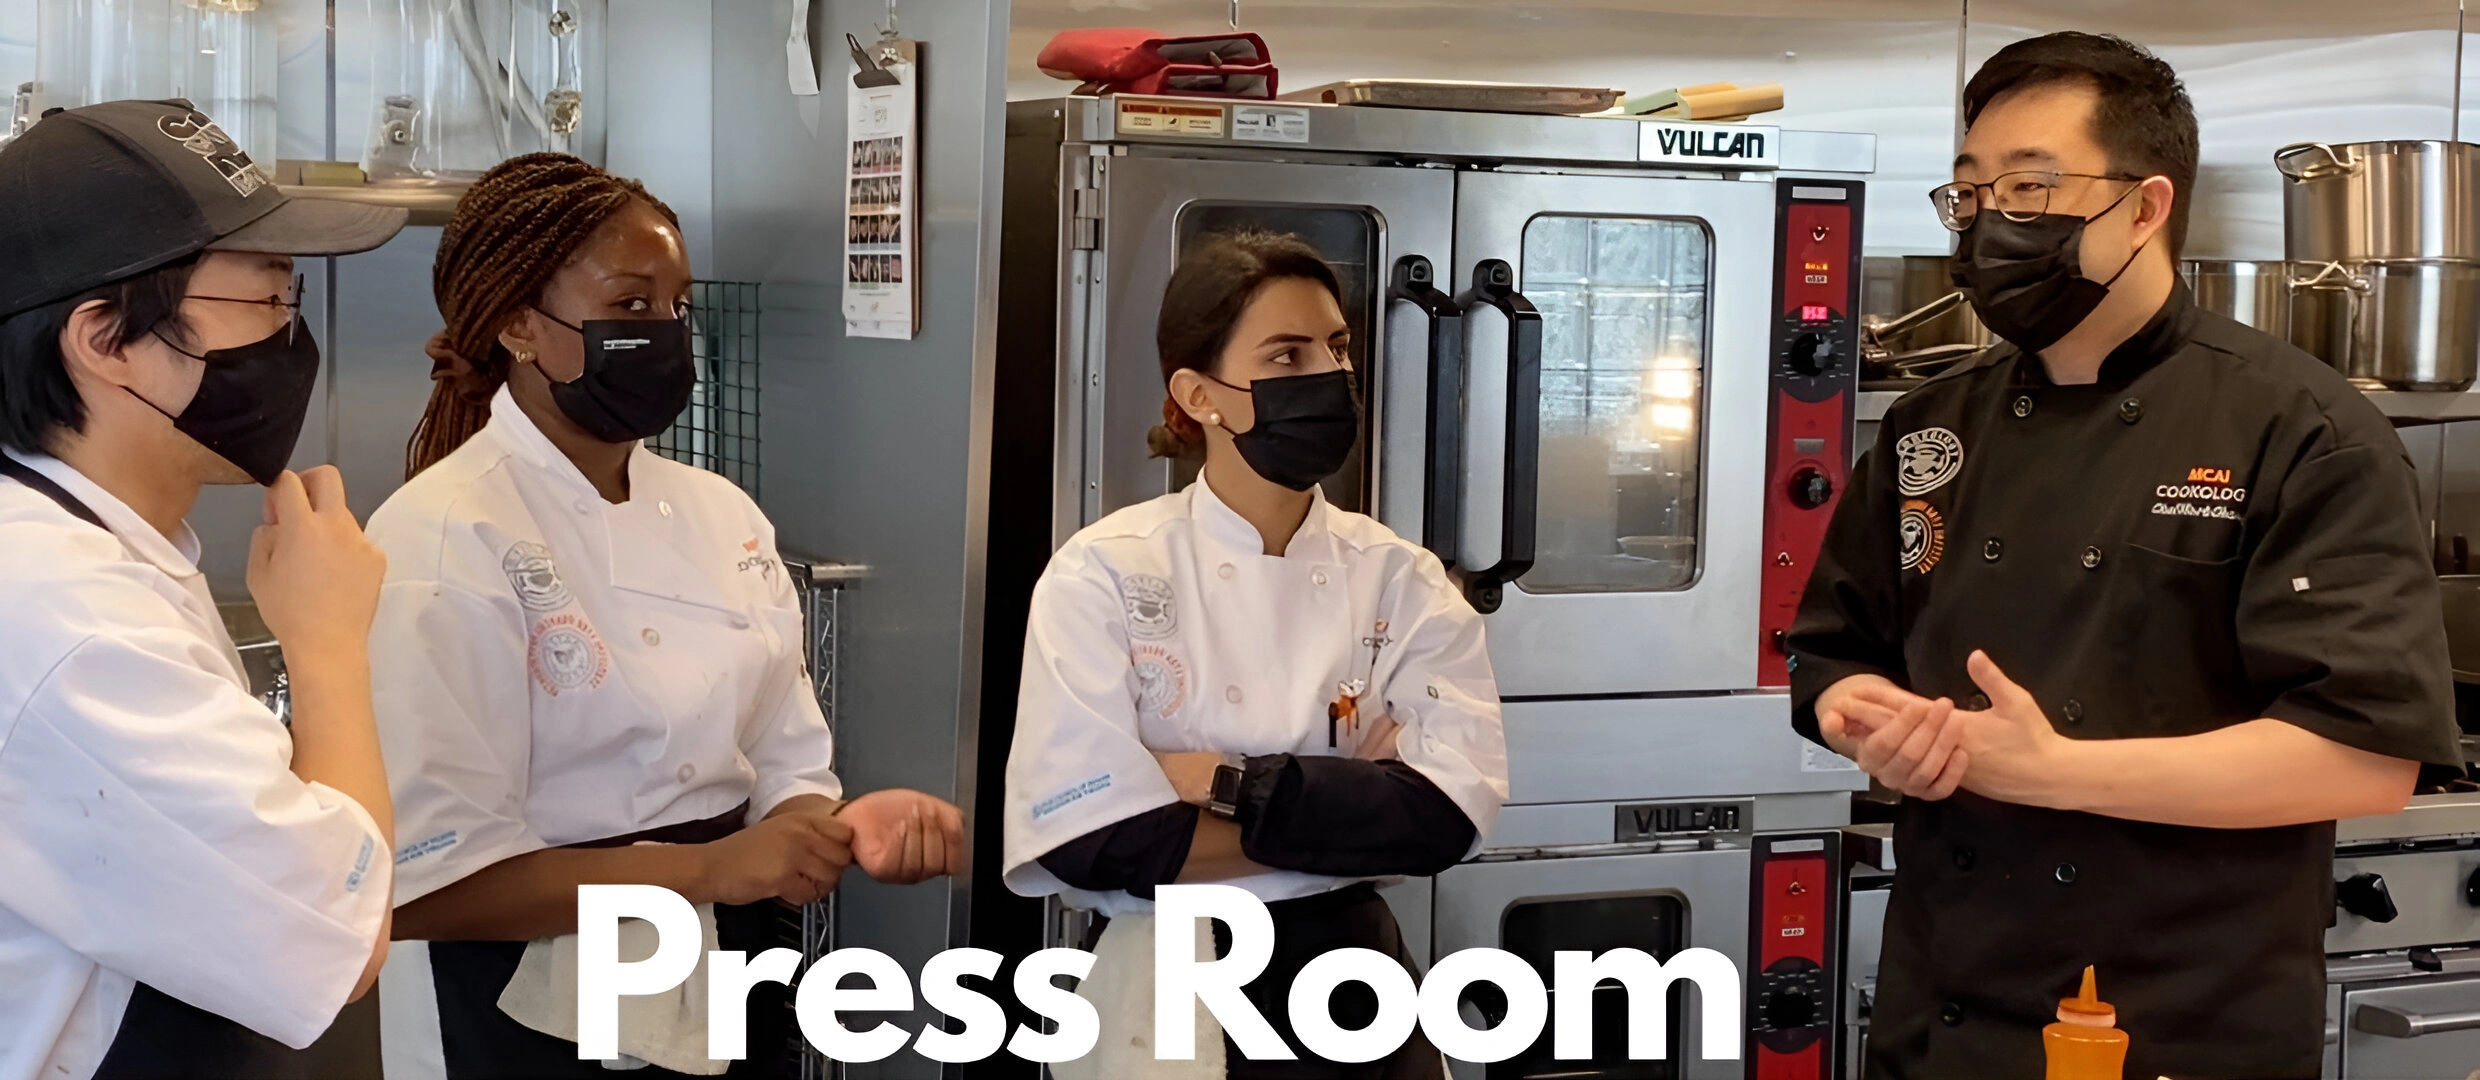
[{"xmin": 405, "ymin": 152, "xmax": 679, "ymax": 478}]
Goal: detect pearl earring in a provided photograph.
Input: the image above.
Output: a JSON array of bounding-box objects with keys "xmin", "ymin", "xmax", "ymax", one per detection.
[
  {"xmin": 517, "ymin": 350, "xmax": 536, "ymax": 364},
  {"xmin": 1207, "ymin": 411, "xmax": 1222, "ymax": 426}
]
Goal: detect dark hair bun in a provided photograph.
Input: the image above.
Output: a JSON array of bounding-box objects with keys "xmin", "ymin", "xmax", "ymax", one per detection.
[{"xmin": 1145, "ymin": 423, "xmax": 1189, "ymax": 460}]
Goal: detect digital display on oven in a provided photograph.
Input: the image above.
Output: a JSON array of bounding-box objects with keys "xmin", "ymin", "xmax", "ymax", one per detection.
[{"xmin": 1800, "ymin": 304, "xmax": 1829, "ymax": 323}]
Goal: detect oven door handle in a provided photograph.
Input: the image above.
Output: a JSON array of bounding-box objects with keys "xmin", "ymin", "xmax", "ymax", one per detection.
[
  {"xmin": 1453, "ymin": 258, "xmax": 1541, "ymax": 615},
  {"xmin": 1388, "ymin": 254, "xmax": 1465, "ymax": 568},
  {"xmin": 2353, "ymin": 1002, "xmax": 2480, "ymax": 1038}
]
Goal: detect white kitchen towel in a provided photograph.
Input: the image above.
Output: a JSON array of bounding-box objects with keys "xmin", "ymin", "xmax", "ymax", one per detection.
[
  {"xmin": 497, "ymin": 902, "xmax": 726, "ymax": 1075},
  {"xmin": 1051, "ymin": 911, "xmax": 1223, "ymax": 1080}
]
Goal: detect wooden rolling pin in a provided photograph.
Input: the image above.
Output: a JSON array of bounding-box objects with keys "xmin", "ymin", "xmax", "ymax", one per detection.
[{"xmin": 1628, "ymin": 81, "xmax": 1785, "ymax": 121}]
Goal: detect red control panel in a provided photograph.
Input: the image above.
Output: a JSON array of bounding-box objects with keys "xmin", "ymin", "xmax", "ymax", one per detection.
[
  {"xmin": 1750, "ymin": 834, "xmax": 1839, "ymax": 1078},
  {"xmin": 1759, "ymin": 180, "xmax": 1864, "ymax": 688}
]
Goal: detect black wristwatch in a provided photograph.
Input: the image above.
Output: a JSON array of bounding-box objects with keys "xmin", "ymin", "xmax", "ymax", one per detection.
[{"xmin": 1205, "ymin": 753, "xmax": 1247, "ymax": 819}]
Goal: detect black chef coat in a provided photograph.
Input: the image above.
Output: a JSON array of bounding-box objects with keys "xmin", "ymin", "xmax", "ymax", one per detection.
[{"xmin": 1788, "ymin": 282, "xmax": 2461, "ymax": 1080}]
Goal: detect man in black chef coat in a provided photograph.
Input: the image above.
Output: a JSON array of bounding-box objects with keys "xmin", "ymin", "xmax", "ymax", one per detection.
[{"xmin": 1789, "ymin": 32, "xmax": 2464, "ymax": 1080}]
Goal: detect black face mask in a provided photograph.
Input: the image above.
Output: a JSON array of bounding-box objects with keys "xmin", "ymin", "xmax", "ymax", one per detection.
[
  {"xmin": 535, "ymin": 311, "xmax": 696, "ymax": 443},
  {"xmin": 1949, "ymin": 183, "xmax": 2145, "ymax": 353},
  {"xmin": 134, "ymin": 316, "xmax": 320, "ymax": 486},
  {"xmin": 1206, "ymin": 369, "xmax": 1360, "ymax": 492}
]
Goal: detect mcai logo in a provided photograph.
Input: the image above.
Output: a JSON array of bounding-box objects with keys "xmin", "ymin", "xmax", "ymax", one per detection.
[{"xmin": 575, "ymin": 884, "xmax": 1746, "ymax": 1066}]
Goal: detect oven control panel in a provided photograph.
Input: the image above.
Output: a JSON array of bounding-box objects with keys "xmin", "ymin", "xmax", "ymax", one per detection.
[
  {"xmin": 1751, "ymin": 833, "xmax": 1841, "ymax": 1079},
  {"xmin": 1759, "ymin": 179, "xmax": 1864, "ymax": 688}
]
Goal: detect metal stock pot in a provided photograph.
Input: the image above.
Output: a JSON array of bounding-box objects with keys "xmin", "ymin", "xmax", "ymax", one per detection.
[
  {"xmin": 2276, "ymin": 140, "xmax": 2480, "ymax": 262},
  {"xmin": 2288, "ymin": 260, "xmax": 2480, "ymax": 392},
  {"xmin": 2181, "ymin": 259, "xmax": 2290, "ymax": 337}
]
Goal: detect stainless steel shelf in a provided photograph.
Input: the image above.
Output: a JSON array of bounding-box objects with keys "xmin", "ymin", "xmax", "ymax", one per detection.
[
  {"xmin": 276, "ymin": 182, "xmax": 466, "ymax": 228},
  {"xmin": 2363, "ymin": 389, "xmax": 2480, "ymax": 423},
  {"xmin": 1856, "ymin": 390, "xmax": 1901, "ymax": 423}
]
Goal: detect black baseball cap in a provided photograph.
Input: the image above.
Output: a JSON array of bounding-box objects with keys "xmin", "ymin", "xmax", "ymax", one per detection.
[{"xmin": 0, "ymin": 98, "xmax": 409, "ymax": 320}]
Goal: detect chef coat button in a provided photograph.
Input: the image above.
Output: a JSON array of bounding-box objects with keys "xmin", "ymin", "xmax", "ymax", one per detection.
[
  {"xmin": 1965, "ymin": 693, "xmax": 1991, "ymax": 711},
  {"xmin": 2081, "ymin": 546, "xmax": 2103, "ymax": 570},
  {"xmin": 1427, "ymin": 685, "xmax": 1441, "ymax": 699},
  {"xmin": 2062, "ymin": 699, "xmax": 2084, "ymax": 724},
  {"xmin": 574, "ymin": 498, "xmax": 594, "ymax": 515},
  {"xmin": 1313, "ymin": 571, "xmax": 1328, "ymax": 586},
  {"xmin": 2012, "ymin": 395, "xmax": 2034, "ymax": 418},
  {"xmin": 658, "ymin": 500, "xmax": 672, "ymax": 518},
  {"xmin": 642, "ymin": 628, "xmax": 661, "ymax": 646},
  {"xmin": 1939, "ymin": 1001, "xmax": 1965, "ymax": 1027},
  {"xmin": 730, "ymin": 614, "xmax": 751, "ymax": 631},
  {"xmin": 1218, "ymin": 563, "xmax": 1235, "ymax": 580},
  {"xmin": 1225, "ymin": 685, "xmax": 1243, "ymax": 704},
  {"xmin": 2118, "ymin": 398, "xmax": 2143, "ymax": 424},
  {"xmin": 2055, "ymin": 861, "xmax": 2079, "ymax": 885},
  {"xmin": 1983, "ymin": 538, "xmax": 2003, "ymax": 562},
  {"xmin": 677, "ymin": 763, "xmax": 695, "ymax": 783},
  {"xmin": 1952, "ymin": 846, "xmax": 1976, "ymax": 871}
]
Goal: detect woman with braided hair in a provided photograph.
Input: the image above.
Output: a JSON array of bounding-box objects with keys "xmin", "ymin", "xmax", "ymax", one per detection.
[{"xmin": 364, "ymin": 153, "xmax": 961, "ymax": 1077}]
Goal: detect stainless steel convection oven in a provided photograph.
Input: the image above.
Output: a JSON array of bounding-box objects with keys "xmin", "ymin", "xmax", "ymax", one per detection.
[{"xmin": 980, "ymin": 93, "xmax": 1877, "ymax": 1080}]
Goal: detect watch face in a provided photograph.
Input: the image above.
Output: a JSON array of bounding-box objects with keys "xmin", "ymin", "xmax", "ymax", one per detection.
[{"xmin": 1211, "ymin": 763, "xmax": 1245, "ymax": 805}]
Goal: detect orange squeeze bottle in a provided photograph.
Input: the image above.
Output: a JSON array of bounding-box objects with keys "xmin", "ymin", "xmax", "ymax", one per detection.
[{"xmin": 2044, "ymin": 966, "xmax": 2130, "ymax": 1080}]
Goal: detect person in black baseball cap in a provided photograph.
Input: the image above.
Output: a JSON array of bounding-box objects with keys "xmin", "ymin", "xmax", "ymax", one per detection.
[{"xmin": 0, "ymin": 99, "xmax": 407, "ymax": 1080}]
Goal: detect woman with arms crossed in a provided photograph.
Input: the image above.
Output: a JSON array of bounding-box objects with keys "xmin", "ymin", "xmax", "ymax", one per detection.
[{"xmin": 1004, "ymin": 229, "xmax": 1509, "ymax": 1078}]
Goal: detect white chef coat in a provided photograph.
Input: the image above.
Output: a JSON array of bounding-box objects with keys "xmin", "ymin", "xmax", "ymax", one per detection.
[
  {"xmin": 366, "ymin": 386, "xmax": 842, "ymax": 904},
  {"xmin": 367, "ymin": 388, "xmax": 841, "ymax": 1077},
  {"xmin": 0, "ymin": 449, "xmax": 391, "ymax": 1080},
  {"xmin": 1003, "ymin": 478, "xmax": 1508, "ymax": 917}
]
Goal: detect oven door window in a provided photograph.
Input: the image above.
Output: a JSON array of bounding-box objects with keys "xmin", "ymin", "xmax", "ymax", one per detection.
[
  {"xmin": 1521, "ymin": 215, "xmax": 1711, "ymax": 594},
  {"xmin": 1171, "ymin": 205, "xmax": 1380, "ymax": 514},
  {"xmin": 1484, "ymin": 894, "xmax": 1687, "ymax": 1078}
]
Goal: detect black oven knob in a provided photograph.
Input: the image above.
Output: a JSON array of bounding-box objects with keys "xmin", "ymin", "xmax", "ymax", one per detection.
[
  {"xmin": 1788, "ymin": 466, "xmax": 1834, "ymax": 509},
  {"xmin": 2337, "ymin": 872, "xmax": 2399, "ymax": 923},
  {"xmin": 1762, "ymin": 986, "xmax": 1818, "ymax": 1030},
  {"xmin": 1788, "ymin": 331, "xmax": 1838, "ymax": 376},
  {"xmin": 2465, "ymin": 866, "xmax": 2480, "ymax": 907}
]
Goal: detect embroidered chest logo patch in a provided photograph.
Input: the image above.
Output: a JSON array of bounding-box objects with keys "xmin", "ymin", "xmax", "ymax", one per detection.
[
  {"xmin": 734, "ymin": 536, "xmax": 780, "ymax": 585},
  {"xmin": 1895, "ymin": 427, "xmax": 1965, "ymax": 497},
  {"xmin": 501, "ymin": 541, "xmax": 572, "ymax": 612},
  {"xmin": 2152, "ymin": 465, "xmax": 2248, "ymax": 521},
  {"xmin": 1899, "ymin": 499, "xmax": 1946, "ymax": 574},
  {"xmin": 1120, "ymin": 574, "xmax": 1178, "ymax": 640},
  {"xmin": 528, "ymin": 612, "xmax": 609, "ymax": 695},
  {"xmin": 1130, "ymin": 643, "xmax": 1189, "ymax": 720}
]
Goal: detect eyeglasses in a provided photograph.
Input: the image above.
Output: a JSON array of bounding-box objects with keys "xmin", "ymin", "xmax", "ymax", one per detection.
[
  {"xmin": 187, "ymin": 273, "xmax": 306, "ymax": 344},
  {"xmin": 1929, "ymin": 171, "xmax": 2142, "ymax": 231}
]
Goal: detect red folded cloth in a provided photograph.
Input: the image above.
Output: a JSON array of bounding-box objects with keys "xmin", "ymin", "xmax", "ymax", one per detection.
[{"xmin": 1035, "ymin": 28, "xmax": 1278, "ymax": 99}]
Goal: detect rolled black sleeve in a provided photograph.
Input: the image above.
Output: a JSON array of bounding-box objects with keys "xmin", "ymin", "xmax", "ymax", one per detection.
[
  {"xmin": 2239, "ymin": 418, "xmax": 2462, "ymax": 767},
  {"xmin": 1035, "ymin": 801, "xmax": 1199, "ymax": 899},
  {"xmin": 1786, "ymin": 416, "xmax": 1911, "ymax": 746},
  {"xmin": 1233, "ymin": 754, "xmax": 1478, "ymax": 877}
]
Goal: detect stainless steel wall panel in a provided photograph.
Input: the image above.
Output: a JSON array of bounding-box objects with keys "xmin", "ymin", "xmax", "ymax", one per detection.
[
  {"xmin": 1967, "ymin": 1, "xmax": 2466, "ymax": 260},
  {"xmin": 326, "ymin": 227, "xmax": 448, "ymax": 523},
  {"xmin": 605, "ymin": 0, "xmax": 713, "ymax": 270},
  {"xmin": 709, "ymin": 2, "xmax": 1010, "ymax": 1074}
]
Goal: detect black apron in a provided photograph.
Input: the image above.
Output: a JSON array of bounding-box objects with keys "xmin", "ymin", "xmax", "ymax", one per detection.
[
  {"xmin": 1208, "ymin": 882, "xmax": 1443, "ymax": 1080},
  {"xmin": 0, "ymin": 456, "xmax": 332, "ymax": 1080},
  {"xmin": 1786, "ymin": 287, "xmax": 2462, "ymax": 1079},
  {"xmin": 423, "ymin": 803, "xmax": 804, "ymax": 1080}
]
